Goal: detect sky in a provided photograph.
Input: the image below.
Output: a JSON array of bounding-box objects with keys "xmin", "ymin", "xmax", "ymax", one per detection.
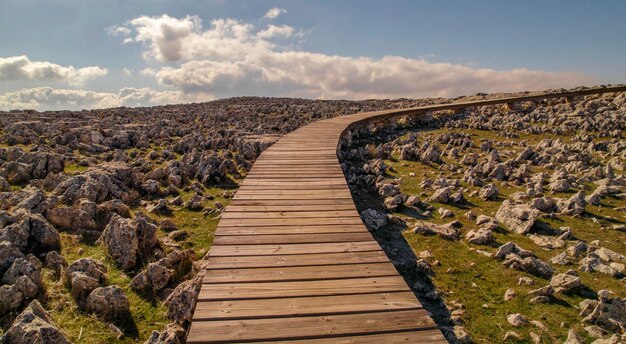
[{"xmin": 0, "ymin": 0, "xmax": 624, "ymax": 111}]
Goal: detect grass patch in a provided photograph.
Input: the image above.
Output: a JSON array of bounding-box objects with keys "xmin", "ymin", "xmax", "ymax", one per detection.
[
  {"xmin": 351, "ymin": 127, "xmax": 626, "ymax": 343},
  {"xmin": 64, "ymin": 163, "xmax": 90, "ymax": 175},
  {"xmin": 44, "ymin": 234, "xmax": 167, "ymax": 344}
]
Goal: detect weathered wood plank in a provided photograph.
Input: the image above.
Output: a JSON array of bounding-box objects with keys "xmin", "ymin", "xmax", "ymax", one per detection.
[
  {"xmin": 193, "ymin": 292, "xmax": 421, "ymax": 320},
  {"xmin": 212, "ymin": 232, "xmax": 373, "ymax": 245},
  {"xmin": 220, "ymin": 210, "xmax": 359, "ymax": 219},
  {"xmin": 248, "ymin": 331, "xmax": 447, "ymax": 343},
  {"xmin": 203, "ymin": 262, "xmax": 399, "ymax": 283},
  {"xmin": 217, "ymin": 217, "xmax": 363, "ymax": 227},
  {"xmin": 215, "ymin": 224, "xmax": 365, "ymax": 235},
  {"xmin": 187, "ymin": 309, "xmax": 438, "ymax": 343},
  {"xmin": 197, "ymin": 276, "xmax": 411, "ymax": 301},
  {"xmin": 209, "ymin": 241, "xmax": 380, "ymax": 256},
  {"xmin": 223, "ymin": 204, "xmax": 356, "ymax": 212},
  {"xmin": 203, "ymin": 251, "xmax": 390, "ymax": 269}
]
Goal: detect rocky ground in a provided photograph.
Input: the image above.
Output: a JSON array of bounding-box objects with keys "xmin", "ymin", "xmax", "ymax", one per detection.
[
  {"xmin": 343, "ymin": 90, "xmax": 626, "ymax": 343},
  {"xmin": 1, "ymin": 89, "xmax": 624, "ymax": 344},
  {"xmin": 0, "ymin": 96, "xmax": 434, "ymax": 343}
]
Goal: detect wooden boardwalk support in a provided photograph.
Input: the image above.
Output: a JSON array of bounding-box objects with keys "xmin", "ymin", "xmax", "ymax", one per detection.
[{"xmin": 188, "ymin": 86, "xmax": 626, "ymax": 343}]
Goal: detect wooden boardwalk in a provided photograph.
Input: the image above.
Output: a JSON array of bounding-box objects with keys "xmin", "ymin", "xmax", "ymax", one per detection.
[{"xmin": 187, "ymin": 86, "xmax": 626, "ymax": 343}]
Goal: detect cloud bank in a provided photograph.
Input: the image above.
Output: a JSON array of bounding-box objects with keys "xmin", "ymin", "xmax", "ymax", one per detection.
[
  {"xmin": 1, "ymin": 10, "xmax": 594, "ymax": 111},
  {"xmin": 0, "ymin": 55, "xmax": 107, "ymax": 86},
  {"xmin": 0, "ymin": 87, "xmax": 197, "ymax": 111},
  {"xmin": 111, "ymin": 14, "xmax": 592, "ymax": 100}
]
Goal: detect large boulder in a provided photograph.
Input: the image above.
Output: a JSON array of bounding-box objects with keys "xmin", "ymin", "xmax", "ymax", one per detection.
[
  {"xmin": 502, "ymin": 254, "xmax": 553, "ymax": 278},
  {"xmin": 413, "ymin": 221, "xmax": 460, "ymax": 241},
  {"xmin": 579, "ymin": 295, "xmax": 626, "ymax": 333},
  {"xmin": 479, "ymin": 184, "xmax": 499, "ymax": 200},
  {"xmin": 0, "ymin": 240, "xmax": 24, "ymax": 276},
  {"xmin": 0, "ymin": 211, "xmax": 60, "ymax": 255},
  {"xmin": 45, "ymin": 200, "xmax": 98, "ymax": 233},
  {"xmin": 360, "ymin": 209, "xmax": 388, "ymax": 231},
  {"xmin": 165, "ymin": 276, "xmax": 203, "ymax": 324},
  {"xmin": 427, "ymin": 186, "xmax": 452, "ymax": 203},
  {"xmin": 495, "ymin": 200, "xmax": 539, "ymax": 234},
  {"xmin": 130, "ymin": 262, "xmax": 173, "ymax": 295},
  {"xmin": 143, "ymin": 323, "xmax": 186, "ymax": 344},
  {"xmin": 2, "ymin": 257, "xmax": 43, "ymax": 290},
  {"xmin": 99, "ymin": 213, "xmax": 162, "ymax": 270},
  {"xmin": 0, "ymin": 300, "xmax": 69, "ymax": 344},
  {"xmin": 53, "ymin": 162, "xmax": 136, "ymax": 204},
  {"xmin": 44, "ymin": 251, "xmax": 67, "ymax": 280},
  {"xmin": 0, "ymin": 284, "xmax": 24, "ymax": 315},
  {"xmin": 65, "ymin": 258, "xmax": 107, "ymax": 302},
  {"xmin": 86, "ymin": 286, "xmax": 130, "ymax": 321},
  {"xmin": 465, "ymin": 228, "xmax": 493, "ymax": 245},
  {"xmin": 550, "ymin": 273, "xmax": 581, "ymax": 293}
]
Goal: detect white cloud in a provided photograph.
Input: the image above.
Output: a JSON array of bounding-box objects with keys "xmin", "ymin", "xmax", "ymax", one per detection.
[
  {"xmin": 0, "ymin": 55, "xmax": 107, "ymax": 86},
  {"xmin": 0, "ymin": 87, "xmax": 208, "ymax": 111},
  {"xmin": 263, "ymin": 8, "xmax": 287, "ymax": 20},
  {"xmin": 113, "ymin": 14, "xmax": 592, "ymax": 100},
  {"xmin": 257, "ymin": 24, "xmax": 294, "ymax": 39},
  {"xmin": 112, "ymin": 15, "xmax": 272, "ymax": 63}
]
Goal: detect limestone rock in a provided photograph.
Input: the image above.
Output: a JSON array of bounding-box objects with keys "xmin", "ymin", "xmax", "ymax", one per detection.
[
  {"xmin": 506, "ymin": 313, "xmax": 528, "ymax": 327},
  {"xmin": 164, "ymin": 276, "xmax": 202, "ymax": 324},
  {"xmin": 360, "ymin": 209, "xmax": 388, "ymax": 231},
  {"xmin": 86, "ymin": 286, "xmax": 130, "ymax": 321},
  {"xmin": 495, "ymin": 200, "xmax": 539, "ymax": 234},
  {"xmin": 1, "ymin": 300, "xmax": 69, "ymax": 344}
]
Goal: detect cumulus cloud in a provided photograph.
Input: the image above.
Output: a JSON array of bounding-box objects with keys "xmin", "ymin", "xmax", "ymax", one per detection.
[
  {"xmin": 112, "ymin": 15, "xmax": 273, "ymax": 63},
  {"xmin": 0, "ymin": 55, "xmax": 107, "ymax": 86},
  {"xmin": 263, "ymin": 8, "xmax": 287, "ymax": 20},
  {"xmin": 112, "ymin": 14, "xmax": 592, "ymax": 100},
  {"xmin": 0, "ymin": 87, "xmax": 206, "ymax": 111}
]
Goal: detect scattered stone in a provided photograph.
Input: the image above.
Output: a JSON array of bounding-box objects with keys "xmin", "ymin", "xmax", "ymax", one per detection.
[
  {"xmin": 86, "ymin": 286, "xmax": 130, "ymax": 321},
  {"xmin": 506, "ymin": 313, "xmax": 528, "ymax": 327},
  {"xmin": 495, "ymin": 200, "xmax": 539, "ymax": 234}
]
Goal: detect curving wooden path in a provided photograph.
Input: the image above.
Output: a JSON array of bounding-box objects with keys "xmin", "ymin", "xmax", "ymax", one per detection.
[{"xmin": 187, "ymin": 86, "xmax": 626, "ymax": 343}]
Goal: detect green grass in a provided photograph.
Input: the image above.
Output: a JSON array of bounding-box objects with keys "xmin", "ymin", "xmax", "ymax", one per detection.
[
  {"xmin": 353, "ymin": 128, "xmax": 625, "ymax": 343},
  {"xmin": 64, "ymin": 163, "xmax": 90, "ymax": 175},
  {"xmin": 44, "ymin": 234, "xmax": 167, "ymax": 344}
]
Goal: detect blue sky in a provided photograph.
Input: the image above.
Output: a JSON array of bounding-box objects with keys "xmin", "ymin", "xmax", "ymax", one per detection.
[{"xmin": 0, "ymin": 0, "xmax": 624, "ymax": 110}]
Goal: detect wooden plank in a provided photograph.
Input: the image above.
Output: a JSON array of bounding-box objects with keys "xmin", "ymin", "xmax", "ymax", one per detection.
[
  {"xmin": 220, "ymin": 210, "xmax": 359, "ymax": 219},
  {"xmin": 209, "ymin": 241, "xmax": 380, "ymax": 256},
  {"xmin": 223, "ymin": 204, "xmax": 356, "ymax": 212},
  {"xmin": 241, "ymin": 178, "xmax": 347, "ymax": 183},
  {"xmin": 240, "ymin": 180, "xmax": 348, "ymax": 186},
  {"xmin": 203, "ymin": 251, "xmax": 390, "ymax": 269},
  {"xmin": 203, "ymin": 262, "xmax": 399, "ymax": 283},
  {"xmin": 227, "ymin": 199, "xmax": 356, "ymax": 206},
  {"xmin": 233, "ymin": 194, "xmax": 354, "ymax": 201},
  {"xmin": 237, "ymin": 185, "xmax": 348, "ymax": 191},
  {"xmin": 197, "ymin": 276, "xmax": 411, "ymax": 301},
  {"xmin": 249, "ymin": 331, "xmax": 447, "ymax": 343},
  {"xmin": 217, "ymin": 217, "xmax": 363, "ymax": 227},
  {"xmin": 187, "ymin": 309, "xmax": 437, "ymax": 343},
  {"xmin": 241, "ymin": 178, "xmax": 347, "ymax": 184},
  {"xmin": 212, "ymin": 232, "xmax": 373, "ymax": 245},
  {"xmin": 193, "ymin": 292, "xmax": 421, "ymax": 320},
  {"xmin": 215, "ymin": 225, "xmax": 365, "ymax": 235},
  {"xmin": 234, "ymin": 190, "xmax": 353, "ymax": 196}
]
